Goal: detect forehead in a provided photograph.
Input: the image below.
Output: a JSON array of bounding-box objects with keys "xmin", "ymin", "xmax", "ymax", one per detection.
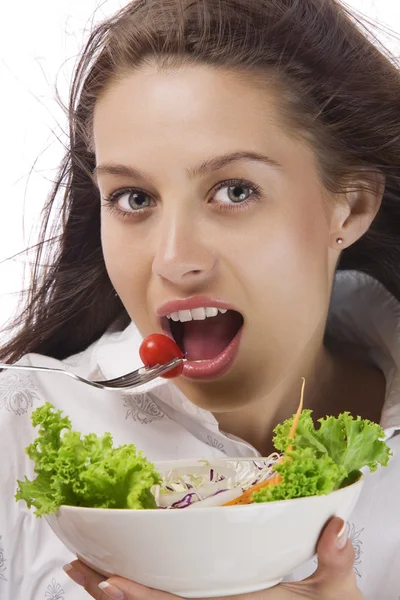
[
  {"xmin": 91, "ymin": 63, "xmax": 318, "ymax": 185},
  {"xmin": 94, "ymin": 65, "xmax": 289, "ymax": 148}
]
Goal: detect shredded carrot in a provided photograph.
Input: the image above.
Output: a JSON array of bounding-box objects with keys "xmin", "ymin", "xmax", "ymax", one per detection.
[
  {"xmin": 286, "ymin": 376, "xmax": 305, "ymax": 452},
  {"xmin": 222, "ymin": 377, "xmax": 306, "ymax": 507},
  {"xmin": 223, "ymin": 473, "xmax": 282, "ymax": 506}
]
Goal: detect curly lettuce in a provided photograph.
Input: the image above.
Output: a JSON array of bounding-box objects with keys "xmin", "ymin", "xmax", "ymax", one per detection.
[
  {"xmin": 15, "ymin": 403, "xmax": 161, "ymax": 517},
  {"xmin": 253, "ymin": 410, "xmax": 392, "ymax": 503}
]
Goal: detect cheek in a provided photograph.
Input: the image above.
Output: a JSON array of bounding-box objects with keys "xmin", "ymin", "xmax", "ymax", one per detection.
[
  {"xmin": 240, "ymin": 198, "xmax": 329, "ymax": 280},
  {"xmin": 237, "ymin": 201, "xmax": 331, "ymax": 346},
  {"xmin": 100, "ymin": 212, "xmax": 151, "ymax": 324},
  {"xmin": 101, "ymin": 212, "xmax": 126, "ymax": 284}
]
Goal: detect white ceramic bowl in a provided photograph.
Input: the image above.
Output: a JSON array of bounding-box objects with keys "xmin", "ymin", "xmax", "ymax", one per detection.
[{"xmin": 45, "ymin": 458, "xmax": 363, "ymax": 598}]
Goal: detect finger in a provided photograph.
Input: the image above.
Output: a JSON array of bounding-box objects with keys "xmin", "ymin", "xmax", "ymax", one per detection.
[
  {"xmin": 64, "ymin": 560, "xmax": 107, "ymax": 598},
  {"xmin": 65, "ymin": 560, "xmax": 180, "ymax": 600},
  {"xmin": 316, "ymin": 518, "xmax": 354, "ymax": 576}
]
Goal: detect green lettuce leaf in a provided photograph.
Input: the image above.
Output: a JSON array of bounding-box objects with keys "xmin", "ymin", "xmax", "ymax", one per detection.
[
  {"xmin": 252, "ymin": 448, "xmax": 347, "ymax": 502},
  {"xmin": 254, "ymin": 409, "xmax": 392, "ymax": 503},
  {"xmin": 273, "ymin": 409, "xmax": 391, "ymax": 472},
  {"xmin": 15, "ymin": 403, "xmax": 161, "ymax": 517},
  {"xmin": 318, "ymin": 412, "xmax": 392, "ymax": 473}
]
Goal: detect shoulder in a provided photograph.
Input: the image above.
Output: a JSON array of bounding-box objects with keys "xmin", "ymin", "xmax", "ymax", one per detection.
[
  {"xmin": 0, "ymin": 350, "xmax": 103, "ymax": 471},
  {"xmin": 0, "ymin": 356, "xmax": 43, "ymax": 419},
  {"xmin": 0, "ymin": 354, "xmax": 49, "ymax": 444},
  {"xmin": 0, "ymin": 355, "xmax": 55, "ymax": 489},
  {"xmin": 0, "ymin": 355, "xmax": 89, "ymax": 599},
  {"xmin": 0, "ymin": 352, "xmax": 81, "ymax": 423}
]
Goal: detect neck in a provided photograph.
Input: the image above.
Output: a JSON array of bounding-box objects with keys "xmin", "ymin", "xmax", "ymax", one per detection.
[{"xmin": 212, "ymin": 344, "xmax": 386, "ymax": 456}]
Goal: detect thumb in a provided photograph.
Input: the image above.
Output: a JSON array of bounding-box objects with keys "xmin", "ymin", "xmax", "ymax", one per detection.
[
  {"xmin": 316, "ymin": 518, "xmax": 353, "ymax": 573},
  {"xmin": 308, "ymin": 517, "xmax": 359, "ymax": 591}
]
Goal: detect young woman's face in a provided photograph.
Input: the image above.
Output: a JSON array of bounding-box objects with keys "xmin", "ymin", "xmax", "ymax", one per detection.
[{"xmin": 93, "ymin": 64, "xmax": 341, "ymax": 411}]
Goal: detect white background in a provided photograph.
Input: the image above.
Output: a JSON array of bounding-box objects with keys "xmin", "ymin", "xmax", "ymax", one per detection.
[{"xmin": 0, "ymin": 0, "xmax": 399, "ymax": 339}]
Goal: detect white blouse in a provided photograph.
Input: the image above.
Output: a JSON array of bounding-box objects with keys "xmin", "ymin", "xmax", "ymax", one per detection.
[{"xmin": 0, "ymin": 270, "xmax": 399, "ymax": 600}]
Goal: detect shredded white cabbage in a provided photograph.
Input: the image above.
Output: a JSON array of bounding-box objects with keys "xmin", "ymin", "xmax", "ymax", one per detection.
[{"xmin": 151, "ymin": 455, "xmax": 281, "ymax": 509}]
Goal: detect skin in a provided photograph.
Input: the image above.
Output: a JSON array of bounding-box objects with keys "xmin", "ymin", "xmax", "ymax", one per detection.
[
  {"xmin": 93, "ymin": 63, "xmax": 385, "ymax": 454},
  {"xmin": 73, "ymin": 63, "xmax": 386, "ymax": 598}
]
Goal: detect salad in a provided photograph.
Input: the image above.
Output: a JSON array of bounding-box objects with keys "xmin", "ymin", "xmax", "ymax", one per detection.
[{"xmin": 15, "ymin": 378, "xmax": 392, "ymax": 516}]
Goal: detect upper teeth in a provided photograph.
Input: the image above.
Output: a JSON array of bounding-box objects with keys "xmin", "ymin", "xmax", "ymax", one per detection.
[{"xmin": 167, "ymin": 307, "xmax": 228, "ymax": 322}]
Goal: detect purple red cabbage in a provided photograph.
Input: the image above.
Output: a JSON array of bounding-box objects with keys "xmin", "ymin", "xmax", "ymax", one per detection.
[
  {"xmin": 208, "ymin": 488, "xmax": 229, "ymax": 498},
  {"xmin": 170, "ymin": 493, "xmax": 201, "ymax": 509},
  {"xmin": 253, "ymin": 461, "xmax": 264, "ymax": 471}
]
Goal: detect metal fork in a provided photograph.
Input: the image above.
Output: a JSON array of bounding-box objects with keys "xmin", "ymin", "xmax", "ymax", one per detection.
[{"xmin": 0, "ymin": 358, "xmax": 184, "ymax": 391}]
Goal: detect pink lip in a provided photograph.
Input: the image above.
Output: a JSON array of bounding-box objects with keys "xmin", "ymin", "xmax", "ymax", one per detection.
[
  {"xmin": 182, "ymin": 327, "xmax": 243, "ymax": 380},
  {"xmin": 156, "ymin": 296, "xmax": 244, "ymax": 381},
  {"xmin": 156, "ymin": 296, "xmax": 238, "ymax": 317}
]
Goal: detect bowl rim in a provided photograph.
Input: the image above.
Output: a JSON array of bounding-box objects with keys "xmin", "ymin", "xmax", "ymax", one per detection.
[{"xmin": 50, "ymin": 472, "xmax": 364, "ymax": 516}]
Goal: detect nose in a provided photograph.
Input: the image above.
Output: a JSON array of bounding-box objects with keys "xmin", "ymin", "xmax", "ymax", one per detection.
[{"xmin": 152, "ymin": 210, "xmax": 217, "ymax": 286}]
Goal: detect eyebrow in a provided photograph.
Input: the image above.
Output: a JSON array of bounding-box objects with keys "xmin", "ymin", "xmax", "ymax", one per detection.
[{"xmin": 92, "ymin": 151, "xmax": 281, "ymax": 186}]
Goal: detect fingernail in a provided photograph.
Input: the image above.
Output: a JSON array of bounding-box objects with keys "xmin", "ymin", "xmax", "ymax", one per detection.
[
  {"xmin": 98, "ymin": 581, "xmax": 125, "ymax": 600},
  {"xmin": 63, "ymin": 563, "xmax": 86, "ymax": 586},
  {"xmin": 336, "ymin": 521, "xmax": 348, "ymax": 550}
]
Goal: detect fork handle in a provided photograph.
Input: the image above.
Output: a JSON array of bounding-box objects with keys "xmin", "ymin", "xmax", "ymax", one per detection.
[
  {"xmin": 0, "ymin": 362, "xmax": 96, "ymax": 387},
  {"xmin": 0, "ymin": 363, "xmax": 68, "ymax": 375},
  {"xmin": 0, "ymin": 362, "xmax": 113, "ymax": 391}
]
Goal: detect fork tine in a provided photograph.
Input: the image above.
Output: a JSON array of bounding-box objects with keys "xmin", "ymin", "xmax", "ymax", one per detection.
[
  {"xmin": 107, "ymin": 361, "xmax": 180, "ymax": 388},
  {"xmin": 103, "ymin": 372, "xmax": 146, "ymax": 388},
  {"xmin": 96, "ymin": 362, "xmax": 171, "ymax": 386},
  {"xmin": 93, "ymin": 358, "xmax": 183, "ymax": 390},
  {"xmin": 140, "ymin": 358, "xmax": 184, "ymax": 380},
  {"xmin": 97, "ymin": 372, "xmax": 143, "ymax": 386},
  {"xmin": 110, "ymin": 372, "xmax": 150, "ymax": 387}
]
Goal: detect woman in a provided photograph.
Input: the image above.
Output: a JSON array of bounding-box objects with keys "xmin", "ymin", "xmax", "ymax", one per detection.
[{"xmin": 1, "ymin": 0, "xmax": 399, "ymax": 599}]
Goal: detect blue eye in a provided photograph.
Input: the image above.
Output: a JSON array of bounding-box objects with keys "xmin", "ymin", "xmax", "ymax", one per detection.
[
  {"xmin": 211, "ymin": 179, "xmax": 262, "ymax": 210},
  {"xmin": 115, "ymin": 190, "xmax": 153, "ymax": 211},
  {"xmin": 214, "ymin": 184, "xmax": 254, "ymax": 204}
]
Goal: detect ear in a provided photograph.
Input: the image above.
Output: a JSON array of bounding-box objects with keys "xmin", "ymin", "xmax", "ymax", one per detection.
[{"xmin": 329, "ymin": 170, "xmax": 385, "ymax": 250}]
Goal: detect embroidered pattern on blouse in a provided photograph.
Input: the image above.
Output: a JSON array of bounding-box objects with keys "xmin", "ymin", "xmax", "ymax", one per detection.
[
  {"xmin": 45, "ymin": 578, "xmax": 65, "ymax": 600},
  {"xmin": 205, "ymin": 434, "xmax": 226, "ymax": 453},
  {"xmin": 348, "ymin": 522, "xmax": 364, "ymax": 578},
  {"xmin": 0, "ymin": 372, "xmax": 40, "ymax": 415},
  {"xmin": 123, "ymin": 393, "xmax": 165, "ymax": 424},
  {"xmin": 0, "ymin": 536, "xmax": 7, "ymax": 581}
]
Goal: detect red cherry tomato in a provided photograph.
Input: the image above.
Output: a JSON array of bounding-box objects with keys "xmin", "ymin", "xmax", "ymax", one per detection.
[{"xmin": 139, "ymin": 334, "xmax": 184, "ymax": 378}]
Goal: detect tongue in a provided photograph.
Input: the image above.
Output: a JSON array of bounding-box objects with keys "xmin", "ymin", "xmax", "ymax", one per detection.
[{"xmin": 183, "ymin": 312, "xmax": 241, "ymax": 361}]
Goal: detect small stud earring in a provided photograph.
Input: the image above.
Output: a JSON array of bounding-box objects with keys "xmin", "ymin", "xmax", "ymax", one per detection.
[{"xmin": 336, "ymin": 237, "xmax": 344, "ymax": 245}]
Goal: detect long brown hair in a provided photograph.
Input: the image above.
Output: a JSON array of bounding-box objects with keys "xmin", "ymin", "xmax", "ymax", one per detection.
[{"xmin": 2, "ymin": 0, "xmax": 400, "ymax": 362}]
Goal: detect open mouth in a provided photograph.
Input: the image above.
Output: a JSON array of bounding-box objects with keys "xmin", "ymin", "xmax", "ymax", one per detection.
[{"xmin": 161, "ymin": 309, "xmax": 244, "ymax": 362}]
